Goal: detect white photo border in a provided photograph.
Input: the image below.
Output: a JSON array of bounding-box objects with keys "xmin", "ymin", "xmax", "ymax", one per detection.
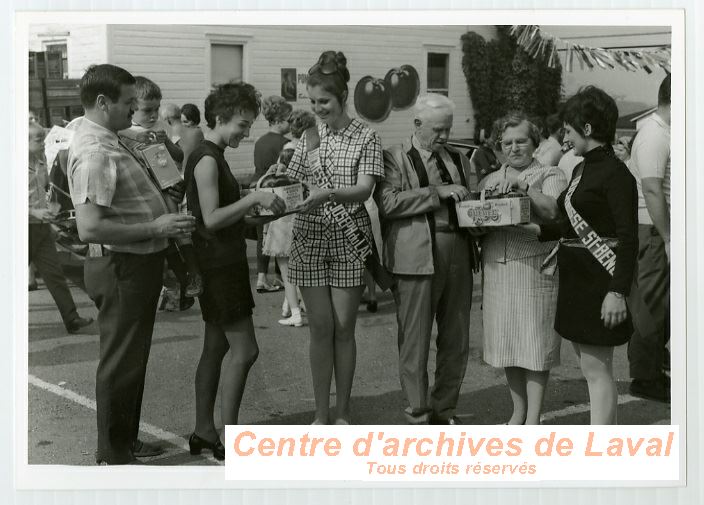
[{"xmin": 6, "ymin": 3, "xmax": 698, "ymax": 500}]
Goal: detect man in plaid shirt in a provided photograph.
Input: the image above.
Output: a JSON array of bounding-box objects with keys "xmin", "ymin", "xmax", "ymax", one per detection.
[{"xmin": 68, "ymin": 64, "xmax": 196, "ymax": 465}]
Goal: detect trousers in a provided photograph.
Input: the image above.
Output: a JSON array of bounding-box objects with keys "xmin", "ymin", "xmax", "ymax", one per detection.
[
  {"xmin": 628, "ymin": 225, "xmax": 670, "ymax": 380},
  {"xmin": 392, "ymin": 231, "xmax": 472, "ymax": 423},
  {"xmin": 84, "ymin": 250, "xmax": 165, "ymax": 464},
  {"xmin": 28, "ymin": 223, "xmax": 78, "ymax": 327}
]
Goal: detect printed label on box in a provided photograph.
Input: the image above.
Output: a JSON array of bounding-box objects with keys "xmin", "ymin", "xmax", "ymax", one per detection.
[
  {"xmin": 456, "ymin": 197, "xmax": 530, "ymax": 227},
  {"xmin": 256, "ymin": 183, "xmax": 305, "ymax": 215}
]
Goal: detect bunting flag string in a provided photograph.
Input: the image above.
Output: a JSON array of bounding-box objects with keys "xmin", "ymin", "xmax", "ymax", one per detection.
[{"xmin": 509, "ymin": 25, "xmax": 671, "ymax": 74}]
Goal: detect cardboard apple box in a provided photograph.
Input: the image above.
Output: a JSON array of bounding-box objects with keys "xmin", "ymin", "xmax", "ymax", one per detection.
[
  {"xmin": 456, "ymin": 196, "xmax": 530, "ymax": 227},
  {"xmin": 255, "ymin": 183, "xmax": 305, "ymax": 216}
]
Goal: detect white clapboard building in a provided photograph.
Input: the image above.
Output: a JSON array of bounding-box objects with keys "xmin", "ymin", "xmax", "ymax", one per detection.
[{"xmin": 29, "ymin": 24, "xmax": 495, "ymax": 179}]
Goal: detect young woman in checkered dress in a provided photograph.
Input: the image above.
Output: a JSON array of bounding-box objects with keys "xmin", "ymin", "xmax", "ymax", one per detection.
[{"xmin": 286, "ymin": 51, "xmax": 385, "ymax": 425}]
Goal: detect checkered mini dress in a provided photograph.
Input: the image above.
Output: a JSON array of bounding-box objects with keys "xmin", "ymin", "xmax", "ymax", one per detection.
[{"xmin": 287, "ymin": 119, "xmax": 384, "ymax": 287}]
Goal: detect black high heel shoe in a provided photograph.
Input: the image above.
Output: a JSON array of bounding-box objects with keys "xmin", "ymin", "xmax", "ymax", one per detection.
[{"xmin": 189, "ymin": 433, "xmax": 225, "ymax": 461}]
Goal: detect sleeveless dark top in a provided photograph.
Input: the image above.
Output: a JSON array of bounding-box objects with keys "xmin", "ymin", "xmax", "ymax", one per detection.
[{"xmin": 184, "ymin": 140, "xmax": 247, "ymax": 269}]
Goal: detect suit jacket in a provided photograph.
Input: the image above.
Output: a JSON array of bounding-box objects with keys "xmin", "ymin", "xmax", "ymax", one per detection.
[{"xmin": 374, "ymin": 137, "xmax": 477, "ymax": 275}]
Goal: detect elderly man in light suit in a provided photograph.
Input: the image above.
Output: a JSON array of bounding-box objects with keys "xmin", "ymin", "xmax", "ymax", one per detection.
[{"xmin": 375, "ymin": 94, "xmax": 477, "ymax": 425}]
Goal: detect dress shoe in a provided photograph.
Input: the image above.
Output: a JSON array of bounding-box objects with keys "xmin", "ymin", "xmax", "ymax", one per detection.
[
  {"xmin": 66, "ymin": 316, "xmax": 94, "ymax": 334},
  {"xmin": 629, "ymin": 377, "xmax": 670, "ymax": 403},
  {"xmin": 132, "ymin": 439, "xmax": 164, "ymax": 458},
  {"xmin": 430, "ymin": 415, "xmax": 462, "ymax": 425},
  {"xmin": 189, "ymin": 433, "xmax": 225, "ymax": 461},
  {"xmin": 403, "ymin": 407, "xmax": 430, "ymax": 425}
]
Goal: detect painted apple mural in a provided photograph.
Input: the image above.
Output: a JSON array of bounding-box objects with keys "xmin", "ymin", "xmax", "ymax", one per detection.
[
  {"xmin": 354, "ymin": 76, "xmax": 392, "ymax": 123},
  {"xmin": 384, "ymin": 65, "xmax": 420, "ymax": 110},
  {"xmin": 354, "ymin": 65, "xmax": 421, "ymax": 122}
]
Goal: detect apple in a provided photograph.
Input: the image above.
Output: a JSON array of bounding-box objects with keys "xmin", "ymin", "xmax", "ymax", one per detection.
[
  {"xmin": 258, "ymin": 174, "xmax": 299, "ymax": 188},
  {"xmin": 385, "ymin": 65, "xmax": 420, "ymax": 110},
  {"xmin": 354, "ymin": 76, "xmax": 392, "ymax": 122}
]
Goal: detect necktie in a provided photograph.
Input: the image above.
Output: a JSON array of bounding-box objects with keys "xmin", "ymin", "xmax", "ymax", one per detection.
[{"xmin": 431, "ymin": 151, "xmax": 459, "ymax": 230}]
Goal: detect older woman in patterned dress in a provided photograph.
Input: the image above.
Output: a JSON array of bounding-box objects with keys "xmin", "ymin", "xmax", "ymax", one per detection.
[{"xmin": 478, "ymin": 113, "xmax": 567, "ymax": 425}]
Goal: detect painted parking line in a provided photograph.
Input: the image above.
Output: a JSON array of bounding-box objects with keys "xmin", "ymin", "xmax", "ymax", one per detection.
[
  {"xmin": 28, "ymin": 374, "xmax": 222, "ymax": 465},
  {"xmin": 541, "ymin": 393, "xmax": 660, "ymax": 423},
  {"xmin": 29, "ymin": 375, "xmax": 669, "ymax": 465}
]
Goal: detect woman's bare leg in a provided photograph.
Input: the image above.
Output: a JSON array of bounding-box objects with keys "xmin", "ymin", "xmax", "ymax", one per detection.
[
  {"xmin": 220, "ymin": 316, "xmax": 259, "ymax": 425},
  {"xmin": 330, "ymin": 285, "xmax": 365, "ymax": 423},
  {"xmin": 300, "ymin": 286, "xmax": 335, "ymax": 424}
]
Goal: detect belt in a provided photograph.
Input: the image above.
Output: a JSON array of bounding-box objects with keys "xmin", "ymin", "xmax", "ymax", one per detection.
[
  {"xmin": 541, "ymin": 237, "xmax": 619, "ymax": 275},
  {"xmin": 88, "ymin": 244, "xmax": 168, "ymax": 258},
  {"xmin": 88, "ymin": 244, "xmax": 112, "ymax": 257},
  {"xmin": 561, "ymin": 237, "xmax": 619, "ymax": 249}
]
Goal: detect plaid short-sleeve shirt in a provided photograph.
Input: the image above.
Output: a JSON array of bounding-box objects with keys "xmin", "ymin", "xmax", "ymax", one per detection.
[
  {"xmin": 287, "ymin": 118, "xmax": 384, "ymax": 215},
  {"xmin": 67, "ymin": 118, "xmax": 170, "ymax": 254}
]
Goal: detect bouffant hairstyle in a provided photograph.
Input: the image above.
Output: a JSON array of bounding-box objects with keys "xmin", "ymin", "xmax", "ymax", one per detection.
[
  {"xmin": 262, "ymin": 96, "xmax": 294, "ymax": 125},
  {"xmin": 306, "ymin": 50, "xmax": 351, "ymax": 105},
  {"xmin": 561, "ymin": 85, "xmax": 619, "ymax": 143},
  {"xmin": 288, "ymin": 109, "xmax": 317, "ymax": 139},
  {"xmin": 80, "ymin": 64, "xmax": 136, "ymax": 108},
  {"xmin": 498, "ymin": 112, "xmax": 542, "ymax": 148},
  {"xmin": 134, "ymin": 76, "xmax": 162, "ymax": 101},
  {"xmin": 181, "ymin": 103, "xmax": 201, "ymax": 126},
  {"xmin": 658, "ymin": 74, "xmax": 671, "ymax": 107},
  {"xmin": 204, "ymin": 82, "xmax": 261, "ymax": 130}
]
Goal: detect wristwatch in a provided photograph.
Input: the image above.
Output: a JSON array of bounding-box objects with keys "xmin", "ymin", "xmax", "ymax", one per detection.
[{"xmin": 328, "ymin": 191, "xmax": 337, "ymax": 205}]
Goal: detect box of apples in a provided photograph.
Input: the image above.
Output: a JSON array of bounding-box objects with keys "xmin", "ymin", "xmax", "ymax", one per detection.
[
  {"xmin": 455, "ymin": 189, "xmax": 530, "ymax": 228},
  {"xmin": 252, "ymin": 173, "xmax": 305, "ymax": 216}
]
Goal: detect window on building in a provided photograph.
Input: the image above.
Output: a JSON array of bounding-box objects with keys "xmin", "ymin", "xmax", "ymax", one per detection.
[
  {"xmin": 211, "ymin": 43, "xmax": 243, "ymax": 86},
  {"xmin": 44, "ymin": 42, "xmax": 68, "ymax": 79},
  {"xmin": 427, "ymin": 52, "xmax": 449, "ymax": 96}
]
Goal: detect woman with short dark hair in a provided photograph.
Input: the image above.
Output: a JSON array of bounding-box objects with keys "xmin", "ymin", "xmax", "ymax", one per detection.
[
  {"xmin": 181, "ymin": 103, "xmax": 201, "ymax": 127},
  {"xmin": 184, "ymin": 82, "xmax": 285, "ymax": 459},
  {"xmin": 514, "ymin": 86, "xmax": 639, "ymax": 424}
]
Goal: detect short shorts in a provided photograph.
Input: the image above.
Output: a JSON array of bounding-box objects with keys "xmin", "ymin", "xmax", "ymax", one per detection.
[{"xmin": 288, "ymin": 210, "xmax": 372, "ymax": 288}]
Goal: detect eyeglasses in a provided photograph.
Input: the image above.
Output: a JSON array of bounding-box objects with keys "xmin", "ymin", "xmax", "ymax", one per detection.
[
  {"xmin": 308, "ymin": 52, "xmax": 339, "ymax": 76},
  {"xmin": 501, "ymin": 139, "xmax": 531, "ymax": 149}
]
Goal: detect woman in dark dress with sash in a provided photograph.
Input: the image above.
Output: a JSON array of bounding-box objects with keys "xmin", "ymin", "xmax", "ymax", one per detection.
[
  {"xmin": 184, "ymin": 83, "xmax": 285, "ymax": 459},
  {"xmin": 511, "ymin": 86, "xmax": 638, "ymax": 424}
]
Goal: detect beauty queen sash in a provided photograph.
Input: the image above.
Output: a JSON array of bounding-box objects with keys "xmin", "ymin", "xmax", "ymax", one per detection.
[
  {"xmin": 542, "ymin": 162, "xmax": 618, "ymax": 276},
  {"xmin": 304, "ymin": 129, "xmax": 394, "ymax": 290}
]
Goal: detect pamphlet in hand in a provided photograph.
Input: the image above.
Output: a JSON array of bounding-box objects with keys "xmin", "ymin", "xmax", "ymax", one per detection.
[{"xmin": 136, "ymin": 143, "xmax": 182, "ymax": 189}]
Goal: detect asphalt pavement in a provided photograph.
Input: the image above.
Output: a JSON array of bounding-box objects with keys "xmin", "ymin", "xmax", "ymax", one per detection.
[{"xmin": 27, "ymin": 243, "xmax": 670, "ymax": 466}]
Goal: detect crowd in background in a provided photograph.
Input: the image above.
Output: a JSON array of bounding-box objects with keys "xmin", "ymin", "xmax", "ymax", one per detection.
[{"xmin": 27, "ymin": 51, "xmax": 671, "ymax": 464}]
